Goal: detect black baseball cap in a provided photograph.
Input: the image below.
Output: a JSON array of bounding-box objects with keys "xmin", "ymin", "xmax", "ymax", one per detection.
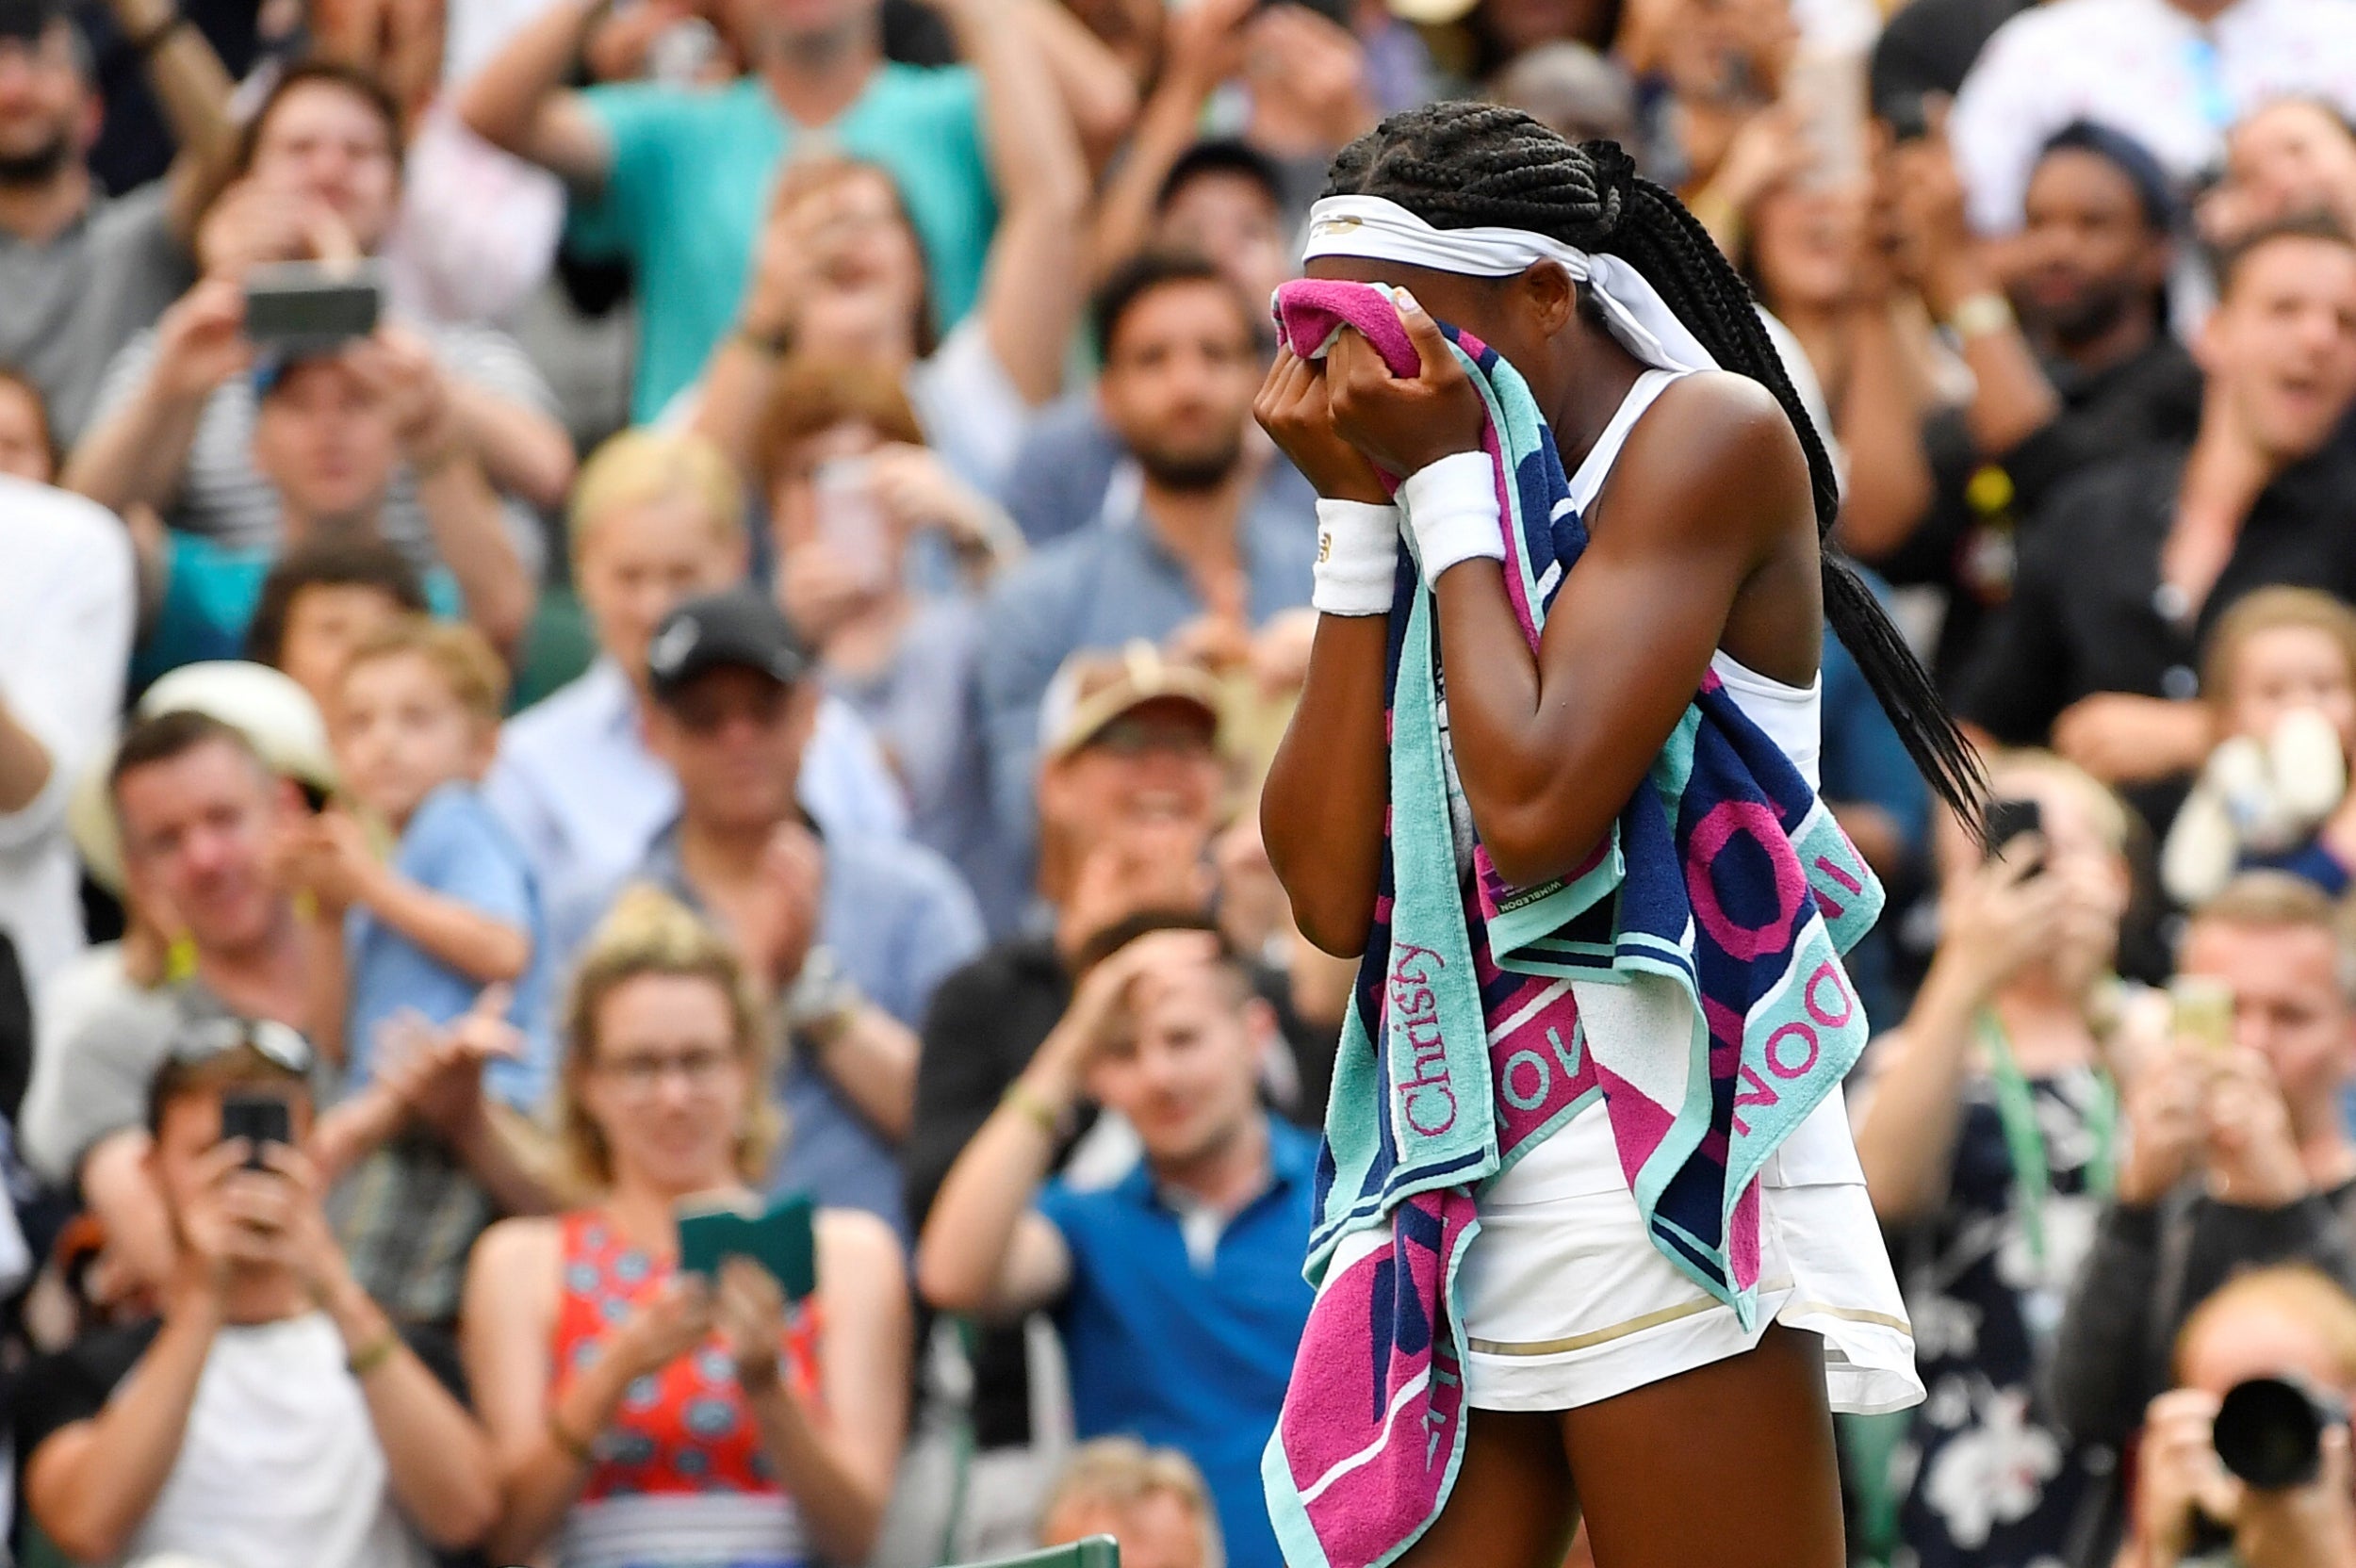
[{"xmin": 645, "ymin": 587, "xmax": 810, "ymax": 703}]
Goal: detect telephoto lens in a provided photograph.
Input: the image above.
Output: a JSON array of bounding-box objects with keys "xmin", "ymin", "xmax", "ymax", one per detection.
[{"xmin": 2213, "ymin": 1376, "xmax": 2349, "ymax": 1489}]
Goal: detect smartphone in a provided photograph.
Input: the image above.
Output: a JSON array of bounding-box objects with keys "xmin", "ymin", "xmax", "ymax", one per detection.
[
  {"xmin": 677, "ymin": 1191, "xmax": 818, "ymax": 1301},
  {"xmin": 1882, "ymin": 91, "xmax": 1934, "ymax": 145},
  {"xmin": 219, "ymin": 1091, "xmax": 293, "ymax": 1169},
  {"xmin": 2170, "ymin": 975, "xmax": 2236, "ymax": 1054},
  {"xmin": 1983, "ymin": 797, "xmax": 2046, "ymax": 874},
  {"xmin": 968, "ymin": 1539, "xmax": 1121, "ymax": 1568},
  {"xmin": 1786, "ymin": 45, "xmax": 1869, "ymax": 188},
  {"xmin": 242, "ymin": 260, "xmax": 384, "ymax": 352},
  {"xmin": 812, "ymin": 456, "xmax": 889, "ymax": 590}
]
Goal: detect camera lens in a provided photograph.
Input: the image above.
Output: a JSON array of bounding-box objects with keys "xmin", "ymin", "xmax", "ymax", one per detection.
[{"xmin": 2214, "ymin": 1376, "xmax": 2345, "ymax": 1489}]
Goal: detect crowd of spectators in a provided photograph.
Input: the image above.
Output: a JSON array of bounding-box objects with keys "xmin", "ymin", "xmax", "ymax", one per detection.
[{"xmin": 9, "ymin": 0, "xmax": 2356, "ymax": 1560}]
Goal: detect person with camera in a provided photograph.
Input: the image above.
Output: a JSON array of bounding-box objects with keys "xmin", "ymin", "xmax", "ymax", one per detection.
[
  {"xmin": 11, "ymin": 1022, "xmax": 498, "ymax": 1568},
  {"xmin": 2053, "ymin": 871, "xmax": 2356, "ymax": 1560},
  {"xmin": 458, "ymin": 889, "xmax": 908, "ymax": 1568},
  {"xmin": 2119, "ymin": 1265, "xmax": 2356, "ymax": 1568},
  {"xmin": 1854, "ymin": 751, "xmax": 2134, "ymax": 1567}
]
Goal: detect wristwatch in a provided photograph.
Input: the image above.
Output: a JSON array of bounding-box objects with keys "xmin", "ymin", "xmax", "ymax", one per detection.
[{"xmin": 1945, "ymin": 290, "xmax": 2017, "ymax": 341}]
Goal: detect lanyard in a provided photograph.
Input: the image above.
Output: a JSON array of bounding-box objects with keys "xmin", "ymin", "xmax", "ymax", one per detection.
[{"xmin": 1975, "ymin": 1012, "xmax": 2119, "ymax": 1266}]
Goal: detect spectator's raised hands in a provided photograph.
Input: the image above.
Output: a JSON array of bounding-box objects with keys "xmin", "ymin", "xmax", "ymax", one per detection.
[
  {"xmin": 1932, "ymin": 837, "xmax": 2070, "ymax": 1001},
  {"xmin": 2131, "ymin": 1387, "xmax": 2242, "ymax": 1565},
  {"xmin": 149, "ymin": 278, "xmax": 254, "ymax": 402},
  {"xmin": 2117, "ymin": 1038, "xmax": 2209, "ymax": 1205},
  {"xmin": 1034, "ymin": 927, "xmax": 1224, "ymax": 1097},
  {"xmin": 346, "ymin": 327, "xmax": 463, "ymax": 468},
  {"xmin": 1240, "ymin": 3, "xmax": 1376, "ymax": 157},
  {"xmin": 1063, "ymin": 819, "xmax": 1219, "ymax": 956},
  {"xmin": 2204, "ymin": 1047, "xmax": 2311, "ymax": 1206},
  {"xmin": 1162, "ymin": 0, "xmax": 1254, "ymax": 93},
  {"xmin": 168, "ymin": 1135, "xmax": 270, "ymax": 1300},
  {"xmin": 739, "ymin": 821, "xmax": 826, "ymax": 996},
  {"xmin": 196, "ymin": 179, "xmax": 362, "ymax": 281}
]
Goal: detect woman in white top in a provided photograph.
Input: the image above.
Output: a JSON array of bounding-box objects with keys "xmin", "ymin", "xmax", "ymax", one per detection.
[{"xmin": 1254, "ymin": 104, "xmax": 1983, "ymax": 1568}]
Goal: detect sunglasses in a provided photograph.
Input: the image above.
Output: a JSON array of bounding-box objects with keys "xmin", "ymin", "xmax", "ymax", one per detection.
[{"xmin": 170, "ymin": 1016, "xmax": 315, "ymax": 1076}]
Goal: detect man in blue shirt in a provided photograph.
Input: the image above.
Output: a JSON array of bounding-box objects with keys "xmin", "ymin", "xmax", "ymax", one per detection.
[
  {"xmin": 918, "ymin": 921, "xmax": 1317, "ymax": 1568},
  {"xmin": 979, "ymin": 252, "xmax": 1317, "ymax": 850},
  {"xmin": 458, "ymin": 0, "xmax": 1011, "ymax": 422},
  {"xmin": 582, "ymin": 587, "xmax": 983, "ymax": 1236}
]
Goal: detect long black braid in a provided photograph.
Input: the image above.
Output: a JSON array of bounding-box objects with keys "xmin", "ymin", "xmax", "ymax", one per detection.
[{"xmin": 1326, "ymin": 102, "xmax": 1986, "ymax": 825}]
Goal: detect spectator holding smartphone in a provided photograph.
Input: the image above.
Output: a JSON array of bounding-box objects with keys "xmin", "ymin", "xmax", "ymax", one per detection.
[
  {"xmin": 11, "ymin": 1021, "xmax": 498, "ymax": 1568},
  {"xmin": 1854, "ymin": 751, "xmax": 2135, "ymax": 1567},
  {"xmin": 2052, "ymin": 872, "xmax": 2356, "ymax": 1560},
  {"xmin": 459, "ymin": 890, "xmax": 908, "ymax": 1568}
]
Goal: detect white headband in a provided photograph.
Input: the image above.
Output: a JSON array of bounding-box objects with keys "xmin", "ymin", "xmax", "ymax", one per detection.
[{"xmin": 1301, "ymin": 194, "xmax": 1716, "ymax": 376}]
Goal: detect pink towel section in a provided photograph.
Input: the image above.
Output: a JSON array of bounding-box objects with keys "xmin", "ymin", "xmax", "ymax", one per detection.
[{"xmin": 1272, "ymin": 279, "xmax": 1424, "ymax": 379}]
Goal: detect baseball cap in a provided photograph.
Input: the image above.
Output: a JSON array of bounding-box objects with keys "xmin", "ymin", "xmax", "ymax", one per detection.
[
  {"xmin": 1037, "ymin": 642, "xmax": 1225, "ymax": 762},
  {"xmin": 646, "ymin": 587, "xmax": 810, "ymax": 704},
  {"xmin": 69, "ymin": 661, "xmax": 341, "ymax": 894}
]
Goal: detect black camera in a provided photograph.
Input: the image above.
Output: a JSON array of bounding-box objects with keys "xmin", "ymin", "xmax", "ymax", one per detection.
[{"xmin": 2214, "ymin": 1376, "xmax": 2349, "ymax": 1489}]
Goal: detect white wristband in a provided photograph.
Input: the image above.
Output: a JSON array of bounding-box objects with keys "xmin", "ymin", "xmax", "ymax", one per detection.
[
  {"xmin": 1312, "ymin": 499, "xmax": 1400, "ymax": 616},
  {"xmin": 1399, "ymin": 451, "xmax": 1503, "ymax": 590}
]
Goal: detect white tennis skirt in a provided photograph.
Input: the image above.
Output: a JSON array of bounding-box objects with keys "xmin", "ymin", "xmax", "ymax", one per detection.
[{"xmin": 1457, "ymin": 1083, "xmax": 1923, "ymax": 1414}]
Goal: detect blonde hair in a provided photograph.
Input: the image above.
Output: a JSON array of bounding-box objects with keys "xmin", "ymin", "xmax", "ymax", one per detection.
[
  {"xmin": 2188, "ymin": 871, "xmax": 2356, "ymax": 998},
  {"xmin": 557, "ymin": 887, "xmax": 781, "ymax": 1191},
  {"xmin": 568, "ymin": 430, "xmax": 746, "ymax": 549},
  {"xmin": 2175, "ymin": 1264, "xmax": 2356, "ymax": 1386},
  {"xmin": 1039, "ymin": 1438, "xmax": 1223, "ymax": 1568},
  {"xmin": 2202, "ymin": 587, "xmax": 2356, "ymax": 710},
  {"xmin": 340, "ymin": 615, "xmax": 509, "ymax": 728}
]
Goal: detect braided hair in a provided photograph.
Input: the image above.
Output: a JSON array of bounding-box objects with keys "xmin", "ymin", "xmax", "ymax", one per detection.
[{"xmin": 1326, "ymin": 102, "xmax": 1985, "ymax": 824}]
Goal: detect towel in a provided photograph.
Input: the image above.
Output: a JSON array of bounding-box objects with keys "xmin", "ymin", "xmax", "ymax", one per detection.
[{"xmin": 1259, "ymin": 278, "xmax": 1886, "ymax": 1568}]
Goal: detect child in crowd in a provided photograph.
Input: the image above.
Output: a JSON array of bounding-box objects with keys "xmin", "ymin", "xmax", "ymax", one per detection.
[
  {"xmin": 2164, "ymin": 588, "xmax": 2356, "ymax": 903},
  {"xmin": 286, "ymin": 615, "xmax": 557, "ymax": 1326},
  {"xmin": 245, "ymin": 535, "xmax": 434, "ymax": 718}
]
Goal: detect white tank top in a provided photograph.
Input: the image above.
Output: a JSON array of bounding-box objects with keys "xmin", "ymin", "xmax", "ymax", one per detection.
[{"xmin": 1437, "ymin": 367, "xmax": 1823, "ymax": 877}]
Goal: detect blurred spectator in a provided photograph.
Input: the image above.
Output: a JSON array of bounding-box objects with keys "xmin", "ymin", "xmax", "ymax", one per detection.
[
  {"xmin": 902, "ymin": 647, "xmax": 1224, "ymax": 1551},
  {"xmin": 0, "ymin": 0, "xmax": 235, "ymax": 443},
  {"xmin": 1959, "ymin": 218, "xmax": 2356, "ymax": 810},
  {"xmin": 131, "ymin": 341, "xmax": 534, "ymax": 686},
  {"xmin": 242, "ymin": 534, "xmax": 431, "ymax": 716},
  {"xmin": 459, "ymin": 0, "xmax": 1076, "ymax": 432},
  {"xmin": 2202, "ymin": 96, "xmax": 2356, "ymax": 252},
  {"xmin": 2163, "ymin": 588, "xmax": 2356, "ymax": 905},
  {"xmin": 460, "ymin": 890, "xmax": 909, "ymax": 1568},
  {"xmin": 1867, "ymin": 0, "xmax": 2023, "ymax": 131},
  {"xmin": 1039, "ymin": 1437, "xmax": 1222, "ymax": 1568},
  {"xmin": 754, "ymin": 355, "xmax": 1028, "ymax": 929},
  {"xmin": 12, "ymin": 1025, "xmax": 499, "ymax": 1568},
  {"xmin": 679, "ymin": 11, "xmax": 1090, "ymax": 498},
  {"xmin": 1856, "ymin": 752, "xmax": 2132, "ymax": 1567},
  {"xmin": 487, "ymin": 430, "xmax": 909, "ymax": 947},
  {"xmin": 67, "ymin": 63, "xmax": 576, "ymax": 576},
  {"xmin": 1948, "ymin": 0, "xmax": 2356, "ymax": 236},
  {"xmin": 2052, "ymin": 873, "xmax": 2356, "ymax": 1553},
  {"xmin": 1012, "ymin": 139, "xmax": 1311, "ymax": 550},
  {"xmin": 917, "ymin": 925, "xmax": 1315, "ymax": 1568},
  {"xmin": 1857, "ymin": 120, "xmax": 2200, "ymax": 691},
  {"xmin": 2118, "ymin": 1265, "xmax": 2356, "ymax": 1568},
  {"xmin": 979, "ymin": 253, "xmax": 1314, "ymax": 850},
  {"xmin": 0, "ymin": 375, "xmax": 135, "ymax": 1004},
  {"xmin": 1487, "ymin": 40, "xmax": 1639, "ymax": 149},
  {"xmin": 18, "ymin": 701, "xmax": 340, "ymax": 1282},
  {"xmin": 599, "ymin": 587, "xmax": 983, "ymax": 1233},
  {"xmin": 276, "ymin": 618, "xmax": 558, "ymax": 1326}
]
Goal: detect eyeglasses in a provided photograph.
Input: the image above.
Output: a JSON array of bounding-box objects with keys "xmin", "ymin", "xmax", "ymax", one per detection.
[
  {"xmin": 596, "ymin": 1046, "xmax": 739, "ymax": 1097},
  {"xmin": 170, "ymin": 1017, "xmax": 315, "ymax": 1075}
]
